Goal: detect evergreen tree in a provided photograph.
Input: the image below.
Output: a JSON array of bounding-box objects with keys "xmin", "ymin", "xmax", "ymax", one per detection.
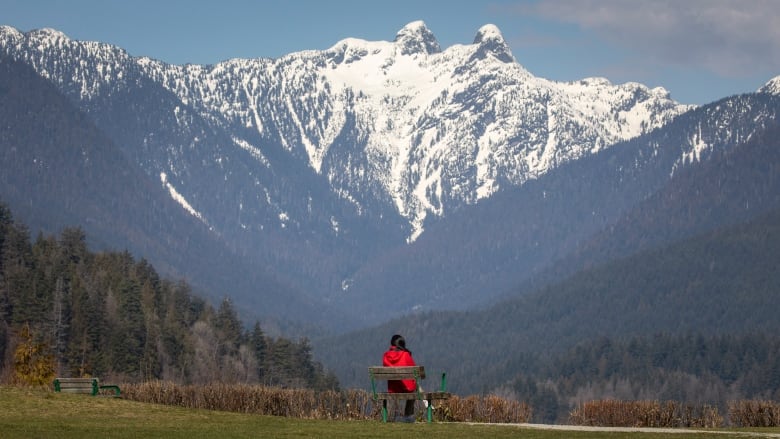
[
  {"xmin": 3, "ymin": 222, "xmax": 37, "ymax": 325},
  {"xmin": 111, "ymin": 278, "xmax": 145, "ymax": 376},
  {"xmin": 0, "ymin": 203, "xmax": 13, "ymax": 365},
  {"xmin": 215, "ymin": 297, "xmax": 242, "ymax": 353},
  {"xmin": 134, "ymin": 259, "xmax": 162, "ymax": 380},
  {"xmin": 265, "ymin": 338, "xmax": 293, "ymax": 387},
  {"xmin": 59, "ymin": 227, "xmax": 88, "ymax": 266},
  {"xmin": 66, "ymin": 271, "xmax": 107, "ymax": 377},
  {"xmin": 159, "ymin": 281, "xmax": 194, "ymax": 382},
  {"xmin": 251, "ymin": 321, "xmax": 267, "ymax": 381},
  {"xmin": 291, "ymin": 338, "xmax": 317, "ymax": 387},
  {"xmin": 0, "ymin": 202, "xmax": 13, "ymax": 275}
]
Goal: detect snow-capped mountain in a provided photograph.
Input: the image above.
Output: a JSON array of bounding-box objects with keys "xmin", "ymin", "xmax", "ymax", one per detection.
[
  {"xmin": 153, "ymin": 21, "xmax": 694, "ymax": 241},
  {"xmin": 4, "ymin": 21, "xmax": 777, "ymax": 328},
  {"xmin": 0, "ymin": 22, "xmax": 689, "ymax": 241}
]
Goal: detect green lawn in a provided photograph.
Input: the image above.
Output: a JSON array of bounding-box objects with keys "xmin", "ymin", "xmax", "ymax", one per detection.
[{"xmin": 1, "ymin": 386, "xmax": 777, "ymax": 438}]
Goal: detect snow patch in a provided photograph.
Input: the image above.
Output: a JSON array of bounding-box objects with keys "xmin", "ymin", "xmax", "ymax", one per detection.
[{"xmin": 160, "ymin": 172, "xmax": 208, "ymax": 225}]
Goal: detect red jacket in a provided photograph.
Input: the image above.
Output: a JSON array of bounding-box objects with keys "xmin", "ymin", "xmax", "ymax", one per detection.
[{"xmin": 382, "ymin": 346, "xmax": 417, "ymax": 393}]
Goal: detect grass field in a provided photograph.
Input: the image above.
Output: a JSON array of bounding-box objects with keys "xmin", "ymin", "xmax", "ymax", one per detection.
[{"xmin": 1, "ymin": 386, "xmax": 778, "ymax": 438}]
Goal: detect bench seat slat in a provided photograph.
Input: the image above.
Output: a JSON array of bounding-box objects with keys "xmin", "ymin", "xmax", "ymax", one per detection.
[
  {"xmin": 373, "ymin": 391, "xmax": 451, "ymax": 400},
  {"xmin": 368, "ymin": 366, "xmax": 426, "ymax": 380},
  {"xmin": 58, "ymin": 384, "xmax": 94, "ymax": 389}
]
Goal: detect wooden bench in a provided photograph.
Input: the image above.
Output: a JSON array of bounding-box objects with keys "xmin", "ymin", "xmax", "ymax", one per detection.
[
  {"xmin": 53, "ymin": 377, "xmax": 121, "ymax": 397},
  {"xmin": 368, "ymin": 366, "xmax": 451, "ymax": 422}
]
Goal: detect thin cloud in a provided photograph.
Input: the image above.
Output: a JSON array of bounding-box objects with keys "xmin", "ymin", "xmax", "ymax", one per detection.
[{"xmin": 511, "ymin": 0, "xmax": 780, "ymax": 77}]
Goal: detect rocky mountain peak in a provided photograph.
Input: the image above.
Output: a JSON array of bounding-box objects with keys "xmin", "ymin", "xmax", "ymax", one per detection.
[
  {"xmin": 759, "ymin": 75, "xmax": 780, "ymax": 96},
  {"xmin": 393, "ymin": 20, "xmax": 441, "ymax": 55},
  {"xmin": 471, "ymin": 24, "xmax": 513, "ymax": 63},
  {"xmin": 28, "ymin": 27, "xmax": 70, "ymax": 40}
]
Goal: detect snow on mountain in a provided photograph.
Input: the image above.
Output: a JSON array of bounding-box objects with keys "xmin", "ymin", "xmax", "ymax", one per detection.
[
  {"xmin": 0, "ymin": 22, "xmax": 690, "ymax": 242},
  {"xmin": 759, "ymin": 75, "xmax": 780, "ymax": 96},
  {"xmin": 144, "ymin": 21, "xmax": 690, "ymax": 240}
]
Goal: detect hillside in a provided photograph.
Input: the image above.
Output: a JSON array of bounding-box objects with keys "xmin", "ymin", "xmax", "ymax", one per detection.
[
  {"xmin": 316, "ymin": 204, "xmax": 780, "ymax": 415},
  {"xmin": 340, "ymin": 93, "xmax": 780, "ymax": 321},
  {"xmin": 0, "ymin": 202, "xmax": 336, "ymax": 388},
  {"xmin": 0, "ymin": 53, "xmax": 342, "ymax": 331},
  {"xmin": 524, "ymin": 97, "xmax": 780, "ymax": 294},
  {"xmin": 314, "ymin": 115, "xmax": 780, "ymax": 395}
]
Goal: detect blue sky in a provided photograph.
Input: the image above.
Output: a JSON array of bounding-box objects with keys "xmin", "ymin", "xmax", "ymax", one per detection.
[{"xmin": 3, "ymin": 0, "xmax": 779, "ymax": 105}]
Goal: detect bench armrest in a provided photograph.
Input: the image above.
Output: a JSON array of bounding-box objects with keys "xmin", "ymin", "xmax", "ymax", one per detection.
[{"xmin": 100, "ymin": 385, "xmax": 121, "ymax": 397}]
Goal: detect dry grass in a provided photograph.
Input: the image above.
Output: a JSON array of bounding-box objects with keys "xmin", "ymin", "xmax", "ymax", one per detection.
[
  {"xmin": 569, "ymin": 400, "xmax": 723, "ymax": 428},
  {"xmin": 436, "ymin": 394, "xmax": 532, "ymax": 423}
]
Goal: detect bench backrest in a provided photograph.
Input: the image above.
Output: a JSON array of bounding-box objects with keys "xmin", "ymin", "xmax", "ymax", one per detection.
[
  {"xmin": 369, "ymin": 366, "xmax": 448, "ymax": 394},
  {"xmin": 368, "ymin": 366, "xmax": 426, "ymax": 381},
  {"xmin": 53, "ymin": 377, "xmax": 99, "ymax": 395},
  {"xmin": 368, "ymin": 366, "xmax": 427, "ymax": 403}
]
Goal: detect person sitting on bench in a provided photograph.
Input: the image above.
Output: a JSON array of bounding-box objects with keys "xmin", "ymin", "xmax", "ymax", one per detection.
[{"xmin": 382, "ymin": 334, "xmax": 420, "ymax": 421}]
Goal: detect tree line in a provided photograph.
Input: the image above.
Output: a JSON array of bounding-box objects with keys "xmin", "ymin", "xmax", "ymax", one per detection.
[
  {"xmin": 317, "ymin": 205, "xmax": 780, "ymax": 424},
  {"xmin": 0, "ymin": 201, "xmax": 338, "ymax": 389},
  {"xmin": 505, "ymin": 332, "xmax": 780, "ymax": 423}
]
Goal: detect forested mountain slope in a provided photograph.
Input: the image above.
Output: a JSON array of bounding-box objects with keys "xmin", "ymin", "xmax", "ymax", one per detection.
[
  {"xmin": 515, "ymin": 98, "xmax": 780, "ymax": 296},
  {"xmin": 315, "ymin": 115, "xmax": 780, "ymax": 395},
  {"xmin": 340, "ymin": 93, "xmax": 780, "ymax": 321},
  {"xmin": 0, "ymin": 53, "xmax": 341, "ymax": 331},
  {"xmin": 318, "ymin": 205, "xmax": 780, "ymax": 399}
]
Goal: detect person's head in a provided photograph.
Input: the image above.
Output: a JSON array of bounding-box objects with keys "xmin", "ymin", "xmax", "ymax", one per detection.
[{"xmin": 390, "ymin": 334, "xmax": 408, "ymax": 351}]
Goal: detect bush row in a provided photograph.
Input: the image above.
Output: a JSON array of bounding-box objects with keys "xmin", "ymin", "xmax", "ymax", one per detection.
[
  {"xmin": 120, "ymin": 381, "xmax": 532, "ymax": 423},
  {"xmin": 118, "ymin": 382, "xmax": 780, "ymax": 427},
  {"xmin": 728, "ymin": 400, "xmax": 780, "ymax": 427},
  {"xmin": 570, "ymin": 399, "xmax": 780, "ymax": 428}
]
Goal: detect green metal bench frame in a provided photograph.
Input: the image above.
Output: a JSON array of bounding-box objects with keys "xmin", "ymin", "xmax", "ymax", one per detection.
[
  {"xmin": 53, "ymin": 377, "xmax": 121, "ymax": 397},
  {"xmin": 368, "ymin": 366, "xmax": 451, "ymax": 422}
]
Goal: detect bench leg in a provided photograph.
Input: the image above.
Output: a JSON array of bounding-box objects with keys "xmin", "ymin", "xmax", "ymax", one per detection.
[
  {"xmin": 426, "ymin": 399, "xmax": 433, "ymax": 423},
  {"xmin": 382, "ymin": 399, "xmax": 388, "ymax": 423}
]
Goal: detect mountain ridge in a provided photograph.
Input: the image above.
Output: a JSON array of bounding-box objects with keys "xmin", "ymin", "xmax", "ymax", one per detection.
[
  {"xmin": 337, "ymin": 92, "xmax": 780, "ymax": 321},
  {"xmin": 1, "ymin": 22, "xmax": 778, "ymax": 330},
  {"xmin": 0, "ymin": 22, "xmax": 691, "ymax": 240}
]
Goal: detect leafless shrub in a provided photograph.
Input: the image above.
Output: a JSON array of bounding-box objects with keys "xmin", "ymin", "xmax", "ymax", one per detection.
[
  {"xmin": 434, "ymin": 394, "xmax": 532, "ymax": 423},
  {"xmin": 569, "ymin": 399, "xmax": 722, "ymax": 428},
  {"xmin": 122, "ymin": 381, "xmax": 530, "ymax": 423},
  {"xmin": 728, "ymin": 400, "xmax": 780, "ymax": 427}
]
